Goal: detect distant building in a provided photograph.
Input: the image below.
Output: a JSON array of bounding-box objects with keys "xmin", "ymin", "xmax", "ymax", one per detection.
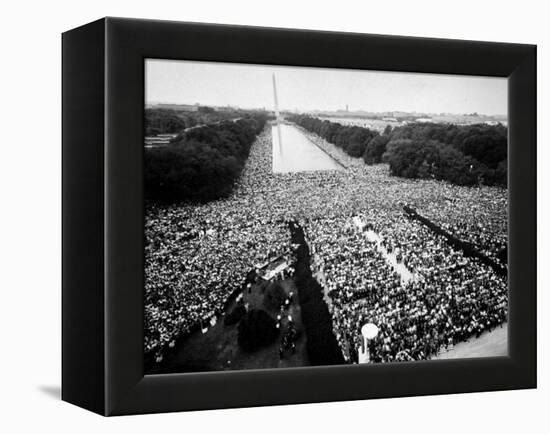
[{"xmin": 415, "ymin": 118, "xmax": 434, "ymax": 123}]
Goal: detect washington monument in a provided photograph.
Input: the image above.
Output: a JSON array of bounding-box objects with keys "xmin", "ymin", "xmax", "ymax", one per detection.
[{"xmin": 272, "ymin": 73, "xmax": 280, "ymax": 120}]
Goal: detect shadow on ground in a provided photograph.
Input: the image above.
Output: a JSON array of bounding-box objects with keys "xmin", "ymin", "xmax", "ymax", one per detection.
[{"xmin": 37, "ymin": 385, "xmax": 61, "ymax": 400}]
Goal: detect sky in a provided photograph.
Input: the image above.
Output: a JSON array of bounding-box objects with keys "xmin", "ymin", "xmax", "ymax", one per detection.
[{"xmin": 145, "ymin": 59, "xmax": 507, "ymax": 116}]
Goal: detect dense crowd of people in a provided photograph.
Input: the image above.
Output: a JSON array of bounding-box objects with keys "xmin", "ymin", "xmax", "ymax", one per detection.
[
  {"xmin": 145, "ymin": 202, "xmax": 292, "ymax": 360},
  {"xmin": 419, "ymin": 192, "xmax": 507, "ymax": 265},
  {"xmin": 305, "ymin": 213, "xmax": 507, "ymax": 363},
  {"xmin": 145, "ymin": 120, "xmax": 508, "ymax": 365}
]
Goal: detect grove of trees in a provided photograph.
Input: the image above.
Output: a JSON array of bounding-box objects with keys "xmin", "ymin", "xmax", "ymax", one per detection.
[
  {"xmin": 385, "ymin": 122, "xmax": 507, "ymax": 186},
  {"xmin": 145, "ymin": 109, "xmax": 189, "ymax": 135},
  {"xmin": 288, "ymin": 115, "xmax": 379, "ymax": 158},
  {"xmin": 289, "ymin": 115, "xmax": 507, "ymax": 187},
  {"xmin": 389, "ymin": 122, "xmax": 507, "ymax": 169},
  {"xmin": 363, "ymin": 134, "xmax": 390, "ymax": 164},
  {"xmin": 145, "ymin": 113, "xmax": 268, "ymax": 203},
  {"xmin": 145, "ymin": 106, "xmax": 262, "ymax": 136},
  {"xmin": 384, "ymin": 139, "xmax": 487, "ymax": 186}
]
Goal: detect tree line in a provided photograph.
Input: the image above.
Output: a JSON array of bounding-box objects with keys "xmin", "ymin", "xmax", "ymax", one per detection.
[
  {"xmin": 145, "ymin": 106, "xmax": 255, "ymax": 136},
  {"xmin": 387, "ymin": 122, "xmax": 507, "ymax": 186},
  {"xmin": 288, "ymin": 115, "xmax": 507, "ymax": 187},
  {"xmin": 145, "ymin": 113, "xmax": 268, "ymax": 203},
  {"xmin": 287, "ymin": 115, "xmax": 379, "ymax": 159}
]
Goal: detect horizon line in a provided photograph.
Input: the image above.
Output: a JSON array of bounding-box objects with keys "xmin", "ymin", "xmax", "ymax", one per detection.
[{"xmin": 145, "ymin": 102, "xmax": 507, "ymax": 118}]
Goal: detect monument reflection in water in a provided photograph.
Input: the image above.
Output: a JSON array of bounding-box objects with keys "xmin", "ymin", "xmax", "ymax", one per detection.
[{"xmin": 271, "ymin": 73, "xmax": 343, "ymax": 173}]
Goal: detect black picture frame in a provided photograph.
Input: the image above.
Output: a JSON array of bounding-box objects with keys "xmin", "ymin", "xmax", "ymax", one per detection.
[{"xmin": 62, "ymin": 17, "xmax": 536, "ymax": 416}]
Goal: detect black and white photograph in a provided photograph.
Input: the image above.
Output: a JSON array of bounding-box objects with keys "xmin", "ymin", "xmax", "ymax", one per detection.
[
  {"xmin": 144, "ymin": 60, "xmax": 509, "ymax": 374},
  {"xmin": 1, "ymin": 0, "xmax": 544, "ymax": 428}
]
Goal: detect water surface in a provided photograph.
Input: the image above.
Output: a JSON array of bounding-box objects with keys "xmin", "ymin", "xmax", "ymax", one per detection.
[{"xmin": 272, "ymin": 124, "xmax": 343, "ymax": 173}]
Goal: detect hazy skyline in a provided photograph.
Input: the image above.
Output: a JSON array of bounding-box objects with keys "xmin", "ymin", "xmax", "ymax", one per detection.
[{"xmin": 145, "ymin": 59, "xmax": 507, "ymax": 116}]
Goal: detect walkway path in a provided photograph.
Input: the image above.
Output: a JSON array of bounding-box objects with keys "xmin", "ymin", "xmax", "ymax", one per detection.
[
  {"xmin": 364, "ymin": 230, "xmax": 416, "ymax": 284},
  {"xmin": 352, "ymin": 216, "xmax": 417, "ymax": 284}
]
